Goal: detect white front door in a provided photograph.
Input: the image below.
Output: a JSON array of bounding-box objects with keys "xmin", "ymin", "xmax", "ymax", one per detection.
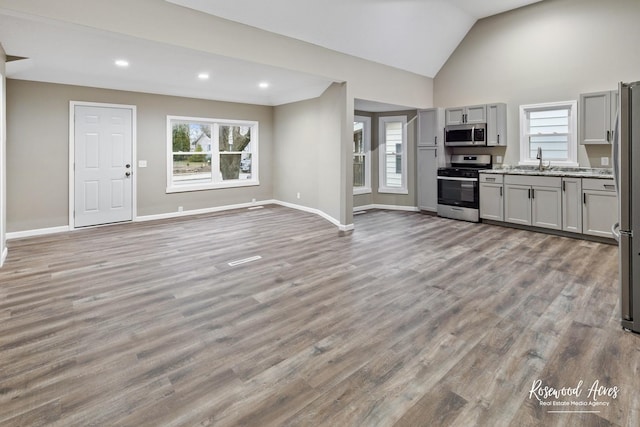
[{"xmin": 74, "ymin": 105, "xmax": 133, "ymax": 228}]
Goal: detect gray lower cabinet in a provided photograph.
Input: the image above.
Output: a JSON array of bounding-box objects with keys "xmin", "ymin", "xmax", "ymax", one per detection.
[
  {"xmin": 504, "ymin": 175, "xmax": 562, "ymax": 230},
  {"xmin": 582, "ymin": 178, "xmax": 617, "ymax": 238},
  {"xmin": 479, "ymin": 173, "xmax": 503, "ymax": 221},
  {"xmin": 562, "ymin": 177, "xmax": 582, "ymax": 233},
  {"xmin": 417, "ymin": 146, "xmax": 438, "ymax": 212}
]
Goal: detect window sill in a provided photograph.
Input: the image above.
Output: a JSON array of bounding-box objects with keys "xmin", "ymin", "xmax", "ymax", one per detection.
[
  {"xmin": 378, "ymin": 187, "xmax": 409, "ymax": 195},
  {"xmin": 353, "ymin": 187, "xmax": 372, "ymax": 195},
  {"xmin": 167, "ymin": 180, "xmax": 259, "ymax": 193}
]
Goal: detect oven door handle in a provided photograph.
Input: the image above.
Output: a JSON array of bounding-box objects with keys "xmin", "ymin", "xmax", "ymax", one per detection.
[{"xmin": 436, "ymin": 176, "xmax": 478, "ymax": 182}]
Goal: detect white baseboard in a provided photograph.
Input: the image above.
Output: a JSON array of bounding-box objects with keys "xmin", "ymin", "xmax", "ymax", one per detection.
[
  {"xmin": 354, "ymin": 204, "xmax": 420, "ymax": 213},
  {"xmin": 135, "ymin": 200, "xmax": 278, "ymax": 222},
  {"xmin": 5, "ymin": 199, "xmax": 356, "ymax": 241},
  {"xmin": 272, "ymin": 200, "xmax": 354, "ymax": 231},
  {"xmin": 1, "ymin": 246, "xmax": 7, "ymax": 267},
  {"xmin": 6, "ymin": 225, "xmax": 70, "ymax": 240}
]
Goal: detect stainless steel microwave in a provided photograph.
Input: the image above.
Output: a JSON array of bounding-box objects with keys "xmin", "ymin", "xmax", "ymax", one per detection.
[{"xmin": 444, "ymin": 123, "xmax": 486, "ymax": 146}]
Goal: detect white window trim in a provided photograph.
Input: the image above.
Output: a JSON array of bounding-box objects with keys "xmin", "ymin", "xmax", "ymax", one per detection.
[
  {"xmin": 166, "ymin": 115, "xmax": 259, "ymax": 193},
  {"xmin": 519, "ymin": 100, "xmax": 578, "ymax": 168},
  {"xmin": 354, "ymin": 115, "xmax": 371, "ymax": 195},
  {"xmin": 378, "ymin": 115, "xmax": 408, "ymax": 195}
]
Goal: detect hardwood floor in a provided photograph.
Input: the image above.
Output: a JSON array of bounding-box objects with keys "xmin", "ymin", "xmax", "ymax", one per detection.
[{"xmin": 0, "ymin": 205, "xmax": 637, "ymax": 426}]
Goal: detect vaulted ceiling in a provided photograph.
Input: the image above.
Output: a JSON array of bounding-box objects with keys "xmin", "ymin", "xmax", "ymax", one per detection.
[{"xmin": 1, "ymin": 0, "xmax": 543, "ymax": 106}]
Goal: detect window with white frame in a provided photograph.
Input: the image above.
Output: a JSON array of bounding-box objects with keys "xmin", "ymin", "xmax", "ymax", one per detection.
[
  {"xmin": 353, "ymin": 115, "xmax": 371, "ymax": 194},
  {"xmin": 378, "ymin": 115, "xmax": 407, "ymax": 194},
  {"xmin": 167, "ymin": 116, "xmax": 258, "ymax": 192},
  {"xmin": 519, "ymin": 101, "xmax": 578, "ymax": 167}
]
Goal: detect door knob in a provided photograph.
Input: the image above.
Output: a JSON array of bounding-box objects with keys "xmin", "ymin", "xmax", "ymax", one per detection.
[
  {"xmin": 125, "ymin": 171, "xmax": 131, "ymax": 177},
  {"xmin": 126, "ymin": 164, "xmax": 131, "ymax": 168}
]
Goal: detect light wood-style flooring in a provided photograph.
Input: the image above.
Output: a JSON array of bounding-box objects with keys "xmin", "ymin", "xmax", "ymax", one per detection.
[{"xmin": 0, "ymin": 205, "xmax": 637, "ymax": 426}]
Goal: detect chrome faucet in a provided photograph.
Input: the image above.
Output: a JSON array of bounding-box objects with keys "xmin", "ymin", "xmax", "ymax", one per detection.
[{"xmin": 536, "ymin": 147, "xmax": 550, "ymax": 171}]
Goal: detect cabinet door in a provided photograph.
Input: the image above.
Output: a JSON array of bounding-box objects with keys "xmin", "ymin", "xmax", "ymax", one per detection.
[
  {"xmin": 445, "ymin": 107, "xmax": 465, "ymax": 126},
  {"xmin": 562, "ymin": 178, "xmax": 582, "ymax": 233},
  {"xmin": 465, "ymin": 105, "xmax": 487, "ymax": 124},
  {"xmin": 580, "ymin": 91, "xmax": 611, "ymax": 144},
  {"xmin": 504, "ymin": 184, "xmax": 531, "ymax": 225},
  {"xmin": 583, "ymin": 189, "xmax": 617, "ymax": 238},
  {"xmin": 417, "ymin": 147, "xmax": 438, "ymax": 212},
  {"xmin": 531, "ymin": 186, "xmax": 562, "ymax": 230},
  {"xmin": 480, "ymin": 183, "xmax": 503, "ymax": 221},
  {"xmin": 487, "ymin": 103, "xmax": 507, "ymax": 146},
  {"xmin": 418, "ymin": 108, "xmax": 443, "ymax": 146}
]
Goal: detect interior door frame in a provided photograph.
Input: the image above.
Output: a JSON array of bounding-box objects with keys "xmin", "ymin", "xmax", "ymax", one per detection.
[{"xmin": 69, "ymin": 101, "xmax": 137, "ymax": 230}]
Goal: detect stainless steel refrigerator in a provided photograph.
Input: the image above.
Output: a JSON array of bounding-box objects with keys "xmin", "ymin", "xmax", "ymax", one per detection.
[{"xmin": 613, "ymin": 81, "xmax": 640, "ymax": 333}]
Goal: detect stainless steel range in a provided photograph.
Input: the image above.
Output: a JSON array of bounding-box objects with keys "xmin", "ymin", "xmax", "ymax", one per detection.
[{"xmin": 437, "ymin": 154, "xmax": 492, "ymax": 222}]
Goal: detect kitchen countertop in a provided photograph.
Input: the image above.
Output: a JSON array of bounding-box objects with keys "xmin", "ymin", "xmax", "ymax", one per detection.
[{"xmin": 480, "ymin": 166, "xmax": 614, "ymax": 179}]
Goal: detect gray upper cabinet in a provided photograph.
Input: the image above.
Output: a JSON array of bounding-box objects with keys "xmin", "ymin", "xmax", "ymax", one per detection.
[
  {"xmin": 445, "ymin": 104, "xmax": 486, "ymax": 125},
  {"xmin": 580, "ymin": 90, "xmax": 618, "ymax": 144},
  {"xmin": 487, "ymin": 103, "xmax": 507, "ymax": 146},
  {"xmin": 417, "ymin": 108, "xmax": 444, "ymax": 147}
]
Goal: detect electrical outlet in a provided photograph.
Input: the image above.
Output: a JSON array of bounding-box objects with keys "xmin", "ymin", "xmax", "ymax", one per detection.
[
  {"xmin": 138, "ymin": 160, "xmax": 147, "ymax": 168},
  {"xmin": 296, "ymin": 192, "xmax": 301, "ymax": 199},
  {"xmin": 496, "ymin": 156, "xmax": 503, "ymax": 164},
  {"xmin": 601, "ymin": 157, "xmax": 609, "ymax": 166},
  {"xmin": 178, "ymin": 206, "xmax": 183, "ymax": 212}
]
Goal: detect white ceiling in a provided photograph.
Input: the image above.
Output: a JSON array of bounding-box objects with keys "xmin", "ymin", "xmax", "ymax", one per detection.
[
  {"xmin": 166, "ymin": 0, "xmax": 543, "ymax": 78},
  {"xmin": 0, "ymin": 12, "xmax": 336, "ymax": 106},
  {"xmin": 0, "ymin": 0, "xmax": 542, "ymax": 109}
]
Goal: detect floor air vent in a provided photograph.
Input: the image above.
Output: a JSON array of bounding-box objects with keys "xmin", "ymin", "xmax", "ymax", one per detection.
[{"xmin": 228, "ymin": 255, "xmax": 262, "ymax": 267}]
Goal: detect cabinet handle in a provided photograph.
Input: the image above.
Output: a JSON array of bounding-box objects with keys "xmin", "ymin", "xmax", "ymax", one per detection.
[
  {"xmin": 604, "ymin": 184, "xmax": 615, "ymax": 190},
  {"xmin": 486, "ymin": 177, "xmax": 496, "ymax": 182},
  {"xmin": 562, "ymin": 181, "xmax": 566, "ymax": 192},
  {"xmin": 500, "ymin": 187, "xmax": 503, "ymax": 197},
  {"xmin": 434, "ymin": 136, "xmax": 437, "ymax": 145},
  {"xmin": 434, "ymin": 149, "xmax": 437, "ymax": 158},
  {"xmin": 497, "ymin": 135, "xmax": 500, "ymax": 144},
  {"xmin": 531, "ymin": 188, "xmax": 535, "ymax": 199},
  {"xmin": 607, "ymin": 130, "xmax": 610, "ymax": 142},
  {"xmin": 528, "ymin": 189, "xmax": 531, "ymax": 199},
  {"xmin": 583, "ymin": 193, "xmax": 587, "ymax": 204}
]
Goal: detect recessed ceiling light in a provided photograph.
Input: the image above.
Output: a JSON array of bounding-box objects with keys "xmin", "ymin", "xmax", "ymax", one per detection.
[
  {"xmin": 115, "ymin": 59, "xmax": 129, "ymax": 68},
  {"xmin": 258, "ymin": 82, "xmax": 270, "ymax": 89},
  {"xmin": 198, "ymin": 73, "xmax": 210, "ymax": 80}
]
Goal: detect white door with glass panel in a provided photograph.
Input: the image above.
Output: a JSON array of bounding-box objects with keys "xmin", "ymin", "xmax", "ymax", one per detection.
[{"xmin": 74, "ymin": 105, "xmax": 133, "ymax": 227}]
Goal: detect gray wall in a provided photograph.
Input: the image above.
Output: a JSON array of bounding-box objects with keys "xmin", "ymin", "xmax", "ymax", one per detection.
[
  {"xmin": 0, "ymin": 0, "xmax": 434, "ymax": 231},
  {"xmin": 434, "ymin": 0, "xmax": 640, "ymax": 167},
  {"xmin": 6, "ymin": 79, "xmax": 274, "ymax": 232},
  {"xmin": 273, "ymin": 83, "xmax": 348, "ymax": 224},
  {"xmin": 353, "ymin": 110, "xmax": 418, "ymax": 208}
]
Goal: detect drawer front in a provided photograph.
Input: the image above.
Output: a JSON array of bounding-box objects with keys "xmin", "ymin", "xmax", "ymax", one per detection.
[
  {"xmin": 582, "ymin": 178, "xmax": 615, "ymax": 192},
  {"xmin": 479, "ymin": 173, "xmax": 503, "ymax": 184},
  {"xmin": 504, "ymin": 174, "xmax": 561, "ymax": 188}
]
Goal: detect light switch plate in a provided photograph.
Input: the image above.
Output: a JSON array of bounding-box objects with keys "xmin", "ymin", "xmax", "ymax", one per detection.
[
  {"xmin": 601, "ymin": 157, "xmax": 609, "ymax": 166},
  {"xmin": 138, "ymin": 160, "xmax": 148, "ymax": 168},
  {"xmin": 496, "ymin": 156, "xmax": 503, "ymax": 164}
]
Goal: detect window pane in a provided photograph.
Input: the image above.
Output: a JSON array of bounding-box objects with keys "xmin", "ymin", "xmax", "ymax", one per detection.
[
  {"xmin": 219, "ymin": 125, "xmax": 251, "ymax": 152},
  {"xmin": 526, "ymin": 107, "xmax": 572, "ymax": 162},
  {"xmin": 385, "ymin": 154, "xmax": 402, "ymax": 187},
  {"xmin": 219, "ymin": 125, "xmax": 252, "ymax": 180},
  {"xmin": 353, "ymin": 154, "xmax": 365, "ymax": 187},
  {"xmin": 173, "ymin": 154, "xmax": 212, "ymax": 183},
  {"xmin": 384, "ymin": 122, "xmax": 403, "ymax": 187},
  {"xmin": 172, "ymin": 123, "xmax": 211, "ymax": 153},
  {"xmin": 354, "ymin": 123, "xmax": 364, "ymax": 154}
]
